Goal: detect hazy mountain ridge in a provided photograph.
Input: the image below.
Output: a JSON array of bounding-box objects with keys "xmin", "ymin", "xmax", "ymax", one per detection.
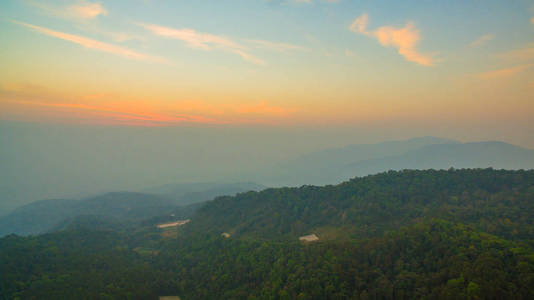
[
  {"xmin": 3, "ymin": 138, "xmax": 534, "ymax": 237},
  {"xmin": 0, "ymin": 192, "xmax": 179, "ymax": 236},
  {"xmin": 0, "ymin": 182, "xmax": 267, "ymax": 237},
  {"xmin": 340, "ymin": 141, "xmax": 534, "ymax": 179},
  {"xmin": 264, "ymin": 138, "xmax": 534, "ymax": 186},
  {"xmin": 264, "ymin": 136, "xmax": 457, "ymax": 185},
  {"xmin": 141, "ymin": 182, "xmax": 267, "ymax": 205}
]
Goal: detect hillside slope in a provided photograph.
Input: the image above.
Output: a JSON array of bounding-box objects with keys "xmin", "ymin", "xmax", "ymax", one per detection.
[
  {"xmin": 0, "ymin": 192, "xmax": 179, "ymax": 236},
  {"xmin": 1, "ymin": 169, "xmax": 534, "ymax": 299},
  {"xmin": 190, "ymin": 169, "xmax": 534, "ymax": 242}
]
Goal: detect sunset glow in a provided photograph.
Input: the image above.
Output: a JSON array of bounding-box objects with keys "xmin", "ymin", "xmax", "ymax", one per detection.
[{"xmin": 0, "ymin": 0, "xmax": 533, "ymax": 139}]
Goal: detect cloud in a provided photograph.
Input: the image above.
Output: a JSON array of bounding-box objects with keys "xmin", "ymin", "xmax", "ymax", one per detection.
[
  {"xmin": 497, "ymin": 43, "xmax": 534, "ymax": 62},
  {"xmin": 470, "ymin": 34, "xmax": 495, "ymax": 47},
  {"xmin": 6, "ymin": 100, "xmax": 215, "ymax": 126},
  {"xmin": 1, "ymin": 85, "xmax": 297, "ymax": 126},
  {"xmin": 476, "ymin": 64, "xmax": 532, "ymax": 80},
  {"xmin": 246, "ymin": 39, "xmax": 308, "ymax": 52},
  {"xmin": 531, "ymin": 17, "xmax": 534, "ymax": 24},
  {"xmin": 29, "ymin": 0, "xmax": 107, "ymax": 20},
  {"xmin": 15, "ymin": 21, "xmax": 167, "ymax": 63},
  {"xmin": 66, "ymin": 1, "xmax": 107, "ymax": 19},
  {"xmin": 140, "ymin": 23, "xmax": 265, "ymax": 65},
  {"xmin": 349, "ymin": 13, "xmax": 369, "ymax": 35},
  {"xmin": 349, "ymin": 13, "xmax": 436, "ymax": 66}
]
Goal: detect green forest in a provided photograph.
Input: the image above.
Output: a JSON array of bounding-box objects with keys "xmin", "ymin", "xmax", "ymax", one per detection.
[{"xmin": 1, "ymin": 169, "xmax": 534, "ymax": 299}]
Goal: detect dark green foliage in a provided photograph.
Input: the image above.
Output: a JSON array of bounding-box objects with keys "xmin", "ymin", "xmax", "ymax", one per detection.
[
  {"xmin": 1, "ymin": 169, "xmax": 533, "ymax": 299},
  {"xmin": 192, "ymin": 169, "xmax": 534, "ymax": 243}
]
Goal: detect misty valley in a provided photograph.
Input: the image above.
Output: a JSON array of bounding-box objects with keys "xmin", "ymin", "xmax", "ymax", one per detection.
[{"xmin": 1, "ymin": 161, "xmax": 534, "ymax": 298}]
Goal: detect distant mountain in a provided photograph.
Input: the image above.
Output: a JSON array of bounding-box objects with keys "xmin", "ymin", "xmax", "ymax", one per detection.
[
  {"xmin": 0, "ymin": 182, "xmax": 267, "ymax": 237},
  {"xmin": 0, "ymin": 192, "xmax": 181, "ymax": 236},
  {"xmin": 340, "ymin": 141, "xmax": 534, "ymax": 178},
  {"xmin": 0, "ymin": 199, "xmax": 78, "ymax": 236},
  {"xmin": 265, "ymin": 136, "xmax": 458, "ymax": 185},
  {"xmin": 141, "ymin": 182, "xmax": 267, "ymax": 205},
  {"xmin": 263, "ymin": 138, "xmax": 534, "ymax": 186}
]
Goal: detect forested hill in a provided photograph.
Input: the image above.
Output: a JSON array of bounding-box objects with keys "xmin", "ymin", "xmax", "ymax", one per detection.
[
  {"xmin": 0, "ymin": 192, "xmax": 182, "ymax": 236},
  {"xmin": 190, "ymin": 169, "xmax": 534, "ymax": 242},
  {"xmin": 1, "ymin": 169, "xmax": 534, "ymax": 299}
]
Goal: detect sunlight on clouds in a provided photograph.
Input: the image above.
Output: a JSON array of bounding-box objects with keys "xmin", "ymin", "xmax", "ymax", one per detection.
[
  {"xmin": 470, "ymin": 34, "xmax": 495, "ymax": 47},
  {"xmin": 66, "ymin": 1, "xmax": 107, "ymax": 19},
  {"xmin": 349, "ymin": 13, "xmax": 369, "ymax": 35},
  {"xmin": 0, "ymin": 85, "xmax": 298, "ymax": 126},
  {"xmin": 29, "ymin": 0, "xmax": 107, "ymax": 21},
  {"xmin": 15, "ymin": 21, "xmax": 167, "ymax": 63},
  {"xmin": 140, "ymin": 24, "xmax": 265, "ymax": 65},
  {"xmin": 349, "ymin": 13, "xmax": 436, "ymax": 66},
  {"xmin": 476, "ymin": 64, "xmax": 532, "ymax": 80}
]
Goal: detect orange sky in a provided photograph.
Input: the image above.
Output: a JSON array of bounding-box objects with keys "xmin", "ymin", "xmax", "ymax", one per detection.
[{"xmin": 0, "ymin": 0, "xmax": 533, "ymax": 141}]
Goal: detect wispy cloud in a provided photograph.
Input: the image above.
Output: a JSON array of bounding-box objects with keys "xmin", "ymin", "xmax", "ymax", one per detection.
[
  {"xmin": 470, "ymin": 34, "xmax": 495, "ymax": 47},
  {"xmin": 497, "ymin": 43, "xmax": 534, "ymax": 62},
  {"xmin": 140, "ymin": 23, "xmax": 265, "ymax": 65},
  {"xmin": 349, "ymin": 13, "xmax": 436, "ymax": 66},
  {"xmin": 349, "ymin": 13, "xmax": 369, "ymax": 34},
  {"xmin": 476, "ymin": 64, "xmax": 532, "ymax": 80},
  {"xmin": 246, "ymin": 39, "xmax": 308, "ymax": 52},
  {"xmin": 1, "ymin": 84, "xmax": 297, "ymax": 126},
  {"xmin": 29, "ymin": 0, "xmax": 107, "ymax": 21},
  {"xmin": 29, "ymin": 1, "xmax": 145, "ymax": 44},
  {"xmin": 66, "ymin": 1, "xmax": 107, "ymax": 19},
  {"xmin": 15, "ymin": 21, "xmax": 167, "ymax": 63},
  {"xmin": 7, "ymin": 100, "xmax": 215, "ymax": 126}
]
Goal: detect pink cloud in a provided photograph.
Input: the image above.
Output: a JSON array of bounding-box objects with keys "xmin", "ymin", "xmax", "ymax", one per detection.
[{"xmin": 349, "ymin": 13, "xmax": 436, "ymax": 66}]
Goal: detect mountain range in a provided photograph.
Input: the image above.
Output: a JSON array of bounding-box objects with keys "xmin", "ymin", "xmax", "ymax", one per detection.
[
  {"xmin": 2, "ymin": 137, "xmax": 534, "ymax": 237},
  {"xmin": 263, "ymin": 137, "xmax": 534, "ymax": 185},
  {"xmin": 0, "ymin": 181, "xmax": 266, "ymax": 236}
]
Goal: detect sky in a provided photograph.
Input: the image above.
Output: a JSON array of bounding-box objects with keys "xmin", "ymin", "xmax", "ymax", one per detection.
[
  {"xmin": 1, "ymin": 0, "xmax": 533, "ymax": 135},
  {"xmin": 0, "ymin": 1, "xmax": 534, "ymax": 211}
]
